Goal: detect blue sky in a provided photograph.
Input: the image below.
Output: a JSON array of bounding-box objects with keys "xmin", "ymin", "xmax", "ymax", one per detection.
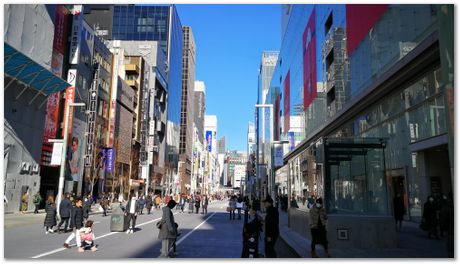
[{"xmin": 176, "ymin": 4, "xmax": 281, "ymax": 151}]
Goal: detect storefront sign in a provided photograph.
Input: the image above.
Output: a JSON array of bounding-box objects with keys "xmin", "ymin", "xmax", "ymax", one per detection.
[
  {"xmin": 50, "ymin": 142, "xmax": 63, "ymax": 166},
  {"xmin": 303, "ymin": 8, "xmax": 317, "ymax": 109},
  {"xmin": 105, "ymin": 148, "xmax": 115, "ymax": 173},
  {"xmin": 274, "ymin": 144, "xmax": 284, "ymax": 167}
]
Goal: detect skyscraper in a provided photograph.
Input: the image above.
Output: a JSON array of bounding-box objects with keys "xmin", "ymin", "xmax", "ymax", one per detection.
[{"xmin": 179, "ymin": 26, "xmax": 196, "ymax": 194}]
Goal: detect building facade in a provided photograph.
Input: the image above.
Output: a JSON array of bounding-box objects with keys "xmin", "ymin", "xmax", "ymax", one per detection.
[
  {"xmin": 267, "ymin": 4, "xmax": 454, "ymax": 249},
  {"xmin": 179, "ymin": 26, "xmax": 196, "ymax": 194}
]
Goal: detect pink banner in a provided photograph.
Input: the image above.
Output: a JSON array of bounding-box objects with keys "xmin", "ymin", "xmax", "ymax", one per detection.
[
  {"xmin": 284, "ymin": 70, "xmax": 290, "ymax": 133},
  {"xmin": 303, "ymin": 9, "xmax": 317, "ymax": 109}
]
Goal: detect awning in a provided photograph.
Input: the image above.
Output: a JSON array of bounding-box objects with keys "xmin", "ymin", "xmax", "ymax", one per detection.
[{"xmin": 4, "ymin": 43, "xmax": 71, "ymax": 96}]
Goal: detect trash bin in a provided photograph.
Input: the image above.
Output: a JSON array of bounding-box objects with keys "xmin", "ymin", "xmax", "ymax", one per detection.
[{"xmin": 110, "ymin": 205, "xmax": 128, "ymax": 232}]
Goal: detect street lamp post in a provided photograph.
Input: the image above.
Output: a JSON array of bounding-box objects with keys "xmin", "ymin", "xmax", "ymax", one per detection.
[
  {"xmin": 255, "ymin": 104, "xmax": 273, "ymax": 200},
  {"xmin": 56, "ymin": 102, "xmax": 86, "ymax": 218}
]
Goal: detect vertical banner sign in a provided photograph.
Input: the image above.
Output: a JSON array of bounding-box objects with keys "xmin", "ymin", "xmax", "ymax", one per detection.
[
  {"xmin": 274, "ymin": 144, "xmax": 284, "ymax": 167},
  {"xmin": 85, "ymin": 65, "xmax": 100, "ymax": 167},
  {"xmin": 108, "ymin": 52, "xmax": 119, "ymax": 148},
  {"xmin": 50, "ymin": 142, "xmax": 63, "ymax": 166},
  {"xmin": 284, "ymin": 70, "xmax": 291, "ymax": 133},
  {"xmin": 206, "ymin": 131, "xmax": 212, "ymax": 152},
  {"xmin": 288, "ymin": 131, "xmax": 295, "ymax": 151},
  {"xmin": 275, "ymin": 94, "xmax": 280, "ymax": 141},
  {"xmin": 63, "ymin": 69, "xmax": 77, "ymax": 138},
  {"xmin": 69, "ymin": 5, "xmax": 82, "ymax": 65},
  {"xmin": 67, "ymin": 119, "xmax": 86, "ymax": 182},
  {"xmin": 303, "ymin": 9, "xmax": 317, "ymax": 109},
  {"xmin": 105, "ymin": 148, "xmax": 115, "ymax": 173}
]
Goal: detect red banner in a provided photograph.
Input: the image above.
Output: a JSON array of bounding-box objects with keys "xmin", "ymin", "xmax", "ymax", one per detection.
[
  {"xmin": 303, "ymin": 9, "xmax": 317, "ymax": 109},
  {"xmin": 284, "ymin": 70, "xmax": 290, "ymax": 133},
  {"xmin": 62, "ymin": 86, "xmax": 75, "ymax": 138},
  {"xmin": 346, "ymin": 4, "xmax": 388, "ymax": 55},
  {"xmin": 53, "ymin": 5, "xmax": 70, "ymax": 54}
]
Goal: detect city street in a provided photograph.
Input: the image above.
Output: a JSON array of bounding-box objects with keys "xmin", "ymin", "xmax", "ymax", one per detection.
[{"xmin": 4, "ymin": 200, "xmax": 297, "ymax": 259}]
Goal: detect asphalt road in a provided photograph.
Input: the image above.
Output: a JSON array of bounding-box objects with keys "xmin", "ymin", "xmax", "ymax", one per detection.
[{"xmin": 5, "ymin": 200, "xmax": 298, "ymax": 259}]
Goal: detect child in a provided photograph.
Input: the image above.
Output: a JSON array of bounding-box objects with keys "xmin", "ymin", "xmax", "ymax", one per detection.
[{"xmin": 78, "ymin": 220, "xmax": 98, "ymax": 252}]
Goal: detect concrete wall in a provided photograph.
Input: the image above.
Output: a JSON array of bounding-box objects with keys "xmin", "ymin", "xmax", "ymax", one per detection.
[{"xmin": 289, "ymin": 208, "xmax": 397, "ymax": 249}]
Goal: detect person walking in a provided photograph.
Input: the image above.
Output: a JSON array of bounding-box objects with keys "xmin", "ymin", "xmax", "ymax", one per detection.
[
  {"xmin": 57, "ymin": 193, "xmax": 72, "ymax": 233},
  {"xmin": 393, "ymin": 193, "xmax": 405, "ymax": 231},
  {"xmin": 100, "ymin": 195, "xmax": 110, "ymax": 217},
  {"xmin": 33, "ymin": 192, "xmax": 43, "ymax": 214},
  {"xmin": 146, "ymin": 195, "xmax": 153, "ymax": 215},
  {"xmin": 310, "ymin": 198, "xmax": 330, "ymax": 258},
  {"xmin": 179, "ymin": 194, "xmax": 186, "ymax": 213},
  {"xmin": 423, "ymin": 195, "xmax": 440, "ymax": 239},
  {"xmin": 236, "ymin": 195, "xmax": 243, "ymax": 220},
  {"xmin": 158, "ymin": 200, "xmax": 178, "ymax": 258},
  {"xmin": 195, "ymin": 196, "xmax": 201, "ymax": 214},
  {"xmin": 139, "ymin": 195, "xmax": 146, "ymax": 215},
  {"xmin": 20, "ymin": 190, "xmax": 29, "ymax": 214},
  {"xmin": 241, "ymin": 207, "xmax": 263, "ymax": 258},
  {"xmin": 82, "ymin": 195, "xmax": 92, "ymax": 222},
  {"xmin": 263, "ymin": 196, "xmax": 279, "ymax": 258},
  {"xmin": 44, "ymin": 195, "xmax": 57, "ymax": 234},
  {"xmin": 228, "ymin": 196, "xmax": 237, "ymax": 220},
  {"xmin": 202, "ymin": 195, "xmax": 209, "ymax": 214},
  {"xmin": 125, "ymin": 193, "xmax": 140, "ymax": 234},
  {"xmin": 63, "ymin": 197, "xmax": 84, "ymax": 249},
  {"xmin": 188, "ymin": 195, "xmax": 195, "ymax": 214}
]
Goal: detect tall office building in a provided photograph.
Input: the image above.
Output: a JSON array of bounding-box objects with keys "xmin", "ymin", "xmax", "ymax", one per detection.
[
  {"xmin": 85, "ymin": 5, "xmax": 184, "ymax": 195},
  {"xmin": 178, "ymin": 26, "xmax": 196, "ymax": 194}
]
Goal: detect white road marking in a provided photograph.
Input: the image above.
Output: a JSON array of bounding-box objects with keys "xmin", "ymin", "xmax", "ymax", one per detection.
[
  {"xmin": 31, "ymin": 213, "xmax": 178, "ymax": 258},
  {"xmin": 175, "ymin": 212, "xmax": 216, "ymax": 246}
]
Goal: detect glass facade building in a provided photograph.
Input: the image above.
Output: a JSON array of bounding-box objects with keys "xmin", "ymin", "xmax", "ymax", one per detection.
[
  {"xmin": 268, "ymin": 4, "xmax": 453, "ymax": 231},
  {"xmin": 111, "ymin": 5, "xmax": 183, "ymax": 192}
]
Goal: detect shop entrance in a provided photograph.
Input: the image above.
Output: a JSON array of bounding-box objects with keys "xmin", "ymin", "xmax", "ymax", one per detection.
[
  {"xmin": 421, "ymin": 145, "xmax": 452, "ymax": 200},
  {"xmin": 387, "ymin": 168, "xmax": 410, "ymax": 220}
]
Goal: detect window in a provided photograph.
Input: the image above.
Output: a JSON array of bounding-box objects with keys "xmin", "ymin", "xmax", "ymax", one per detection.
[{"xmin": 325, "ymin": 12, "xmax": 333, "ymax": 36}]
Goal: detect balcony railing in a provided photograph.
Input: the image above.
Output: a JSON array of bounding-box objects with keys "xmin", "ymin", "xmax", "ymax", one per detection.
[{"xmin": 125, "ymin": 63, "xmax": 140, "ymax": 74}]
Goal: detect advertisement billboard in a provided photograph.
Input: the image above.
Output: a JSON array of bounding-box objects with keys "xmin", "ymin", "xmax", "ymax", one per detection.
[
  {"xmin": 346, "ymin": 5, "xmax": 388, "ymax": 55},
  {"xmin": 66, "ymin": 118, "xmax": 86, "ymax": 182},
  {"xmin": 303, "ymin": 8, "xmax": 317, "ymax": 109},
  {"xmin": 105, "ymin": 148, "xmax": 115, "ymax": 173},
  {"xmin": 206, "ymin": 131, "xmax": 212, "ymax": 152}
]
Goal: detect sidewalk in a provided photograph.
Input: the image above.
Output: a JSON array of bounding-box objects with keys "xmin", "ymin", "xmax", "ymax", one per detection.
[{"xmin": 278, "ymin": 210, "xmax": 449, "ymax": 258}]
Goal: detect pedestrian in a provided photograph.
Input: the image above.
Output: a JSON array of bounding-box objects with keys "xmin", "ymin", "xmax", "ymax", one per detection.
[
  {"xmin": 21, "ymin": 189, "xmax": 29, "ymax": 214},
  {"xmin": 146, "ymin": 195, "xmax": 153, "ymax": 215},
  {"xmin": 228, "ymin": 196, "xmax": 237, "ymax": 220},
  {"xmin": 202, "ymin": 195, "xmax": 209, "ymax": 214},
  {"xmin": 195, "ymin": 196, "xmax": 201, "ymax": 214},
  {"xmin": 236, "ymin": 195, "xmax": 243, "ymax": 220},
  {"xmin": 290, "ymin": 197, "xmax": 299, "ymax": 209},
  {"xmin": 422, "ymin": 195, "xmax": 440, "ymax": 239},
  {"xmin": 44, "ymin": 195, "xmax": 57, "ymax": 234},
  {"xmin": 310, "ymin": 198, "xmax": 330, "ymax": 258},
  {"xmin": 158, "ymin": 200, "xmax": 178, "ymax": 258},
  {"xmin": 188, "ymin": 196, "xmax": 194, "ymax": 214},
  {"xmin": 83, "ymin": 195, "xmax": 92, "ymax": 222},
  {"xmin": 63, "ymin": 197, "xmax": 84, "ymax": 249},
  {"xmin": 443, "ymin": 192, "xmax": 454, "ymax": 258},
  {"xmin": 139, "ymin": 195, "xmax": 146, "ymax": 215},
  {"xmin": 125, "ymin": 193, "xmax": 140, "ymax": 234},
  {"xmin": 33, "ymin": 192, "xmax": 43, "ymax": 214},
  {"xmin": 100, "ymin": 195, "xmax": 110, "ymax": 217},
  {"xmin": 78, "ymin": 220, "xmax": 98, "ymax": 252},
  {"xmin": 241, "ymin": 207, "xmax": 263, "ymax": 258},
  {"xmin": 393, "ymin": 193, "xmax": 405, "ymax": 231},
  {"xmin": 57, "ymin": 193, "xmax": 72, "ymax": 233},
  {"xmin": 179, "ymin": 194, "xmax": 186, "ymax": 213},
  {"xmin": 263, "ymin": 196, "xmax": 279, "ymax": 258}
]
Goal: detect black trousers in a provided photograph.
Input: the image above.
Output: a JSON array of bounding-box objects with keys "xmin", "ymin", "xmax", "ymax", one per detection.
[
  {"xmin": 58, "ymin": 217, "xmax": 70, "ymax": 231},
  {"xmin": 127, "ymin": 214, "xmax": 137, "ymax": 230},
  {"xmin": 311, "ymin": 227, "xmax": 328, "ymax": 251},
  {"xmin": 265, "ymin": 237, "xmax": 278, "ymax": 258},
  {"xmin": 34, "ymin": 204, "xmax": 39, "ymax": 213}
]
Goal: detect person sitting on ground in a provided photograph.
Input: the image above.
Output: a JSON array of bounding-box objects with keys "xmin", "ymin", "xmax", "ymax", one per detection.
[{"xmin": 78, "ymin": 220, "xmax": 98, "ymax": 252}]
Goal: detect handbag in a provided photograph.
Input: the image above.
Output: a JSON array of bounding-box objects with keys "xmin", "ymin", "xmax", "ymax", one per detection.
[
  {"xmin": 226, "ymin": 206, "xmax": 232, "ymax": 212},
  {"xmin": 156, "ymin": 219, "xmax": 165, "ymax": 229}
]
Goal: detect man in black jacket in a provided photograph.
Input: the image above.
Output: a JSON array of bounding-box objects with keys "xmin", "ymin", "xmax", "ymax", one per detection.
[
  {"xmin": 57, "ymin": 193, "xmax": 72, "ymax": 233},
  {"xmin": 263, "ymin": 196, "xmax": 279, "ymax": 258},
  {"xmin": 63, "ymin": 197, "xmax": 84, "ymax": 249}
]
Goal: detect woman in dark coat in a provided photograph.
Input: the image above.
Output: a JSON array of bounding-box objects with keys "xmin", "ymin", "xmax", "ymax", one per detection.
[
  {"xmin": 423, "ymin": 195, "xmax": 440, "ymax": 239},
  {"xmin": 393, "ymin": 193, "xmax": 405, "ymax": 231},
  {"xmin": 241, "ymin": 208, "xmax": 262, "ymax": 258},
  {"xmin": 44, "ymin": 195, "xmax": 57, "ymax": 234}
]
